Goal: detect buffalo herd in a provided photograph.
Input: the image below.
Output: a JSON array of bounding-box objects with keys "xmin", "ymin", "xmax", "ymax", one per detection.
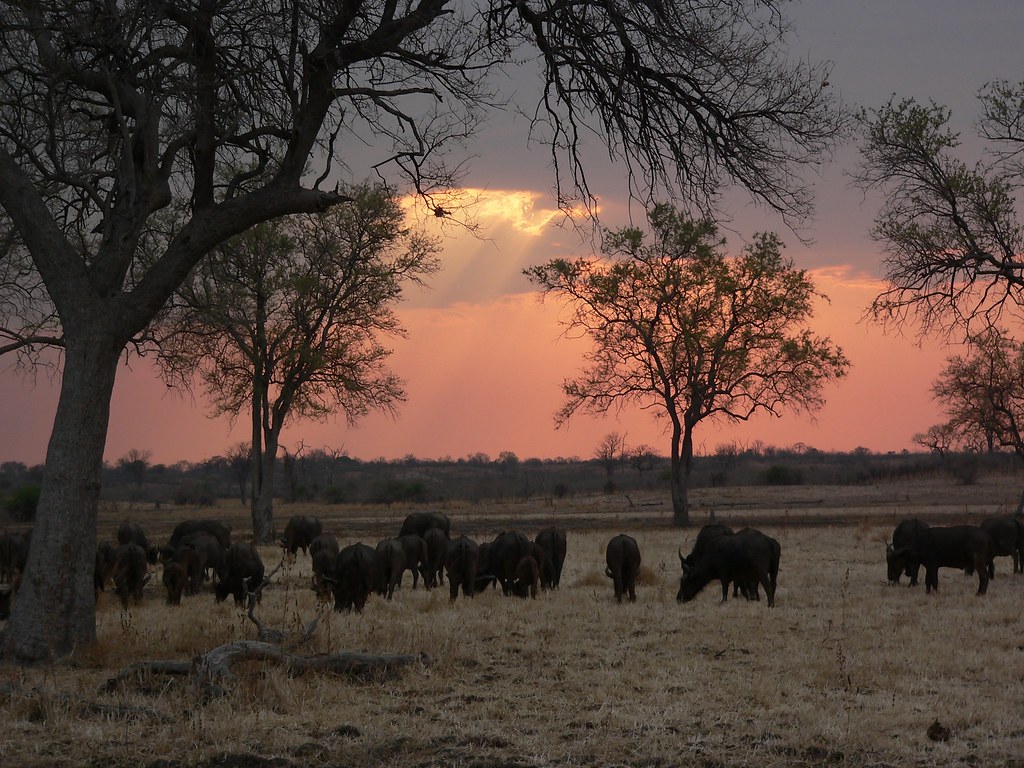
[{"xmin": 2, "ymin": 507, "xmax": 1023, "ymax": 623}]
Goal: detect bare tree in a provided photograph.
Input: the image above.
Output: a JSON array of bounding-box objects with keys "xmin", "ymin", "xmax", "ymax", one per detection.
[
  {"xmin": 527, "ymin": 205, "xmax": 849, "ymax": 525},
  {"xmin": 855, "ymin": 84, "xmax": 1024, "ymax": 335},
  {"xmin": 0, "ymin": 1, "xmax": 844, "ymax": 661},
  {"xmin": 594, "ymin": 432, "xmax": 628, "ymax": 477},
  {"xmin": 116, "ymin": 449, "xmax": 153, "ymax": 489},
  {"xmin": 223, "ymin": 442, "xmax": 252, "ymax": 506}
]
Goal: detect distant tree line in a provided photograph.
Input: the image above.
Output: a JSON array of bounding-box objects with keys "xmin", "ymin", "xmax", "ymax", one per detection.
[{"xmin": 1, "ymin": 444, "xmax": 1017, "ymax": 525}]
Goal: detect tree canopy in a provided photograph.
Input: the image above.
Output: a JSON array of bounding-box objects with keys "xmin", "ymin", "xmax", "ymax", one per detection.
[
  {"xmin": 0, "ymin": 0, "xmax": 845, "ymax": 661},
  {"xmin": 526, "ymin": 204, "xmax": 849, "ymax": 524},
  {"xmin": 855, "ymin": 82, "xmax": 1024, "ymax": 336}
]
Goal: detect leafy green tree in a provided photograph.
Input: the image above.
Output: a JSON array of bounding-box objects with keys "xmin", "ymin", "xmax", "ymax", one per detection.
[
  {"xmin": 527, "ymin": 205, "xmax": 849, "ymax": 525},
  {"xmin": 156, "ymin": 186, "xmax": 438, "ymax": 541},
  {"xmin": 0, "ymin": 0, "xmax": 844, "ymax": 661}
]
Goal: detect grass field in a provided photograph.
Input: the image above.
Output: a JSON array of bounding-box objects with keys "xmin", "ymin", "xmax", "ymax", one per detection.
[{"xmin": 2, "ymin": 475, "xmax": 1024, "ymax": 767}]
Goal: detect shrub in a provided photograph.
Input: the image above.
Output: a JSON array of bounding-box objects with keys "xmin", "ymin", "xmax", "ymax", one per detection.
[
  {"xmin": 762, "ymin": 464, "xmax": 803, "ymax": 486},
  {"xmin": 5, "ymin": 484, "xmax": 41, "ymax": 522}
]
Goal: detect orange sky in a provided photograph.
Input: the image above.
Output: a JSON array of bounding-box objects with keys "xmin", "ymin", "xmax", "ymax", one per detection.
[
  {"xmin": 1, "ymin": 1, "xmax": 1019, "ymax": 466},
  {"xmin": 0, "ymin": 190, "xmax": 955, "ymax": 465}
]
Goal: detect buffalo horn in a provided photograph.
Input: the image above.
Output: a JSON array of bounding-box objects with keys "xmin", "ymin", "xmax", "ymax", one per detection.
[
  {"xmin": 678, "ymin": 547, "xmax": 685, "ymax": 568},
  {"xmin": 604, "ymin": 566, "xmax": 613, "ymax": 579}
]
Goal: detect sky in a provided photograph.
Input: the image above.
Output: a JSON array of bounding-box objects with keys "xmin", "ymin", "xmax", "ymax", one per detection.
[{"xmin": 2, "ymin": 0, "xmax": 1023, "ymax": 466}]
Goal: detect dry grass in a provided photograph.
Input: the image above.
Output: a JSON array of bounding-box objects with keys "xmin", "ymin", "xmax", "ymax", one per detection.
[{"xmin": 3, "ymin": 478, "xmax": 1024, "ymax": 767}]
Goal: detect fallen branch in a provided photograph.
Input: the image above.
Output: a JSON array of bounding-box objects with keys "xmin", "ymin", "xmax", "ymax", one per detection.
[{"xmin": 104, "ymin": 643, "xmax": 430, "ymax": 698}]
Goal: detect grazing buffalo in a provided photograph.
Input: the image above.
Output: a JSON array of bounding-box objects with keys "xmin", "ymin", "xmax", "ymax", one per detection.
[
  {"xmin": 111, "ymin": 543, "xmax": 150, "ymax": 609},
  {"xmin": 311, "ymin": 549, "xmax": 338, "ymax": 600},
  {"xmin": 678, "ymin": 523, "xmax": 759, "ymax": 598},
  {"xmin": 0, "ymin": 530, "xmax": 31, "ymax": 584},
  {"xmin": 535, "ymin": 527, "xmax": 567, "ymax": 589},
  {"xmin": 309, "ymin": 534, "xmax": 340, "ymax": 560},
  {"xmin": 888, "ymin": 525, "xmax": 992, "ymax": 595},
  {"xmin": 980, "ymin": 516, "xmax": 1024, "ymax": 576},
  {"xmin": 398, "ymin": 511, "xmax": 451, "ymax": 538},
  {"xmin": 94, "ymin": 540, "xmax": 117, "ymax": 597},
  {"xmin": 512, "ymin": 555, "xmax": 540, "ymax": 599},
  {"xmin": 215, "ymin": 542, "xmax": 265, "ymax": 604},
  {"xmin": 445, "ymin": 536, "xmax": 480, "ymax": 600},
  {"xmin": 116, "ymin": 522, "xmax": 157, "ymax": 563},
  {"xmin": 179, "ymin": 532, "xmax": 224, "ymax": 584},
  {"xmin": 376, "ymin": 538, "xmax": 407, "ymax": 600},
  {"xmin": 605, "ymin": 534, "xmax": 641, "ymax": 603},
  {"xmin": 162, "ymin": 562, "xmax": 189, "ymax": 605},
  {"xmin": 475, "ymin": 542, "xmax": 496, "ymax": 591},
  {"xmin": 396, "ymin": 534, "xmax": 429, "ymax": 588},
  {"xmin": 677, "ymin": 528, "xmax": 779, "ymax": 607},
  {"xmin": 281, "ymin": 515, "xmax": 323, "ymax": 556},
  {"xmin": 886, "ymin": 518, "xmax": 930, "ymax": 586},
  {"xmin": 170, "ymin": 519, "xmax": 232, "ymax": 552},
  {"xmin": 332, "ymin": 543, "xmax": 384, "ymax": 612},
  {"xmin": 421, "ymin": 527, "xmax": 448, "ymax": 588},
  {"xmin": 480, "ymin": 531, "xmax": 533, "ymax": 596}
]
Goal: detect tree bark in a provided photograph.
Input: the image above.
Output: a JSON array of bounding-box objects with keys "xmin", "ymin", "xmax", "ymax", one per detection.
[
  {"xmin": 2, "ymin": 333, "xmax": 120, "ymax": 661},
  {"xmin": 251, "ymin": 431, "xmax": 279, "ymax": 544},
  {"xmin": 670, "ymin": 420, "xmax": 690, "ymax": 526}
]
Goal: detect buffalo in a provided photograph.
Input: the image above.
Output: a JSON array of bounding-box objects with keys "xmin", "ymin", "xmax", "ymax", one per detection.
[
  {"xmin": 677, "ymin": 528, "xmax": 780, "ymax": 607},
  {"xmin": 512, "ymin": 555, "xmax": 540, "ymax": 599},
  {"xmin": 117, "ymin": 522, "xmax": 157, "ymax": 563},
  {"xmin": 170, "ymin": 519, "xmax": 232, "ymax": 552},
  {"xmin": 376, "ymin": 538, "xmax": 407, "ymax": 600},
  {"xmin": 396, "ymin": 534, "xmax": 428, "ymax": 588},
  {"xmin": 111, "ymin": 543, "xmax": 150, "ymax": 609},
  {"xmin": 94, "ymin": 540, "xmax": 116, "ymax": 597},
  {"xmin": 398, "ymin": 511, "xmax": 451, "ymax": 538},
  {"xmin": 215, "ymin": 542, "xmax": 265, "ymax": 604},
  {"xmin": 178, "ymin": 532, "xmax": 224, "ymax": 584},
  {"xmin": 281, "ymin": 515, "xmax": 323, "ymax": 556},
  {"xmin": 0, "ymin": 530, "xmax": 31, "ymax": 585},
  {"xmin": 421, "ymin": 527, "xmax": 448, "ymax": 588},
  {"xmin": 0, "ymin": 584, "xmax": 11, "ymax": 620},
  {"xmin": 162, "ymin": 561, "xmax": 189, "ymax": 605},
  {"xmin": 445, "ymin": 536, "xmax": 480, "ymax": 600},
  {"xmin": 887, "ymin": 525, "xmax": 991, "ymax": 595},
  {"xmin": 535, "ymin": 527, "xmax": 567, "ymax": 589},
  {"xmin": 310, "ymin": 534, "xmax": 341, "ymax": 599},
  {"xmin": 979, "ymin": 516, "xmax": 1024, "ymax": 576},
  {"xmin": 479, "ymin": 531, "xmax": 533, "ymax": 596},
  {"xmin": 605, "ymin": 534, "xmax": 641, "ymax": 603},
  {"xmin": 886, "ymin": 518, "xmax": 930, "ymax": 586},
  {"xmin": 332, "ymin": 542, "xmax": 384, "ymax": 612}
]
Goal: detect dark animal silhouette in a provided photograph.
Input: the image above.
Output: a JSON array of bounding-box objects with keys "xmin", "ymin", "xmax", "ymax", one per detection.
[
  {"xmin": 281, "ymin": 515, "xmax": 323, "ymax": 556},
  {"xmin": 117, "ymin": 522, "xmax": 157, "ymax": 563},
  {"xmin": 445, "ymin": 536, "xmax": 480, "ymax": 601},
  {"xmin": 376, "ymin": 538, "xmax": 407, "ymax": 600},
  {"xmin": 512, "ymin": 555, "xmax": 540, "ymax": 598},
  {"xmin": 605, "ymin": 534, "xmax": 641, "ymax": 603},
  {"xmin": 887, "ymin": 525, "xmax": 991, "ymax": 595},
  {"xmin": 535, "ymin": 527, "xmax": 567, "ymax": 588},
  {"xmin": 421, "ymin": 527, "xmax": 448, "ymax": 588},
  {"xmin": 398, "ymin": 511, "xmax": 451, "ymax": 538},
  {"xmin": 94, "ymin": 540, "xmax": 116, "ymax": 597},
  {"xmin": 332, "ymin": 543, "xmax": 384, "ymax": 612},
  {"xmin": 395, "ymin": 534, "xmax": 429, "ymax": 588},
  {"xmin": 111, "ymin": 543, "xmax": 149, "ymax": 609},
  {"xmin": 677, "ymin": 529, "xmax": 780, "ymax": 607},
  {"xmin": 215, "ymin": 542, "xmax": 265, "ymax": 604},
  {"xmin": 886, "ymin": 518, "xmax": 930, "ymax": 586},
  {"xmin": 979, "ymin": 516, "xmax": 1024, "ymax": 576},
  {"xmin": 480, "ymin": 531, "xmax": 533, "ymax": 596},
  {"xmin": 170, "ymin": 519, "xmax": 232, "ymax": 552}
]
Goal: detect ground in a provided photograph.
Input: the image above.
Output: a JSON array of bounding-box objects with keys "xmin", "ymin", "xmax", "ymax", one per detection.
[{"xmin": 2, "ymin": 475, "xmax": 1024, "ymax": 767}]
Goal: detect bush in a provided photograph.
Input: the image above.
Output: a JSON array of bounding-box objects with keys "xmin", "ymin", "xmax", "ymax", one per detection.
[
  {"xmin": 5, "ymin": 484, "xmax": 40, "ymax": 522},
  {"xmin": 762, "ymin": 465, "xmax": 803, "ymax": 486},
  {"xmin": 322, "ymin": 484, "xmax": 349, "ymax": 504}
]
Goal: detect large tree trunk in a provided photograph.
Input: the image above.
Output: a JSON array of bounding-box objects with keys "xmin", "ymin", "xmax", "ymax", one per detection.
[
  {"xmin": 2, "ymin": 333, "xmax": 121, "ymax": 661},
  {"xmin": 670, "ymin": 420, "xmax": 689, "ymax": 526},
  {"xmin": 251, "ymin": 431, "xmax": 280, "ymax": 544}
]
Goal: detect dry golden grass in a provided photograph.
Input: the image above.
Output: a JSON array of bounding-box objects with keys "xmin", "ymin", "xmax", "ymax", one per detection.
[{"xmin": 3, "ymin": 477, "xmax": 1024, "ymax": 767}]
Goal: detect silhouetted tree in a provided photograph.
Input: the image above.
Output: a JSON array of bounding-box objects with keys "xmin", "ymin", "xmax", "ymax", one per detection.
[
  {"xmin": 0, "ymin": 0, "xmax": 845, "ymax": 661},
  {"xmin": 594, "ymin": 432, "xmax": 628, "ymax": 477},
  {"xmin": 855, "ymin": 84, "xmax": 1024, "ymax": 335},
  {"xmin": 116, "ymin": 449, "xmax": 152, "ymax": 488},
  {"xmin": 527, "ymin": 205, "xmax": 849, "ymax": 525}
]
